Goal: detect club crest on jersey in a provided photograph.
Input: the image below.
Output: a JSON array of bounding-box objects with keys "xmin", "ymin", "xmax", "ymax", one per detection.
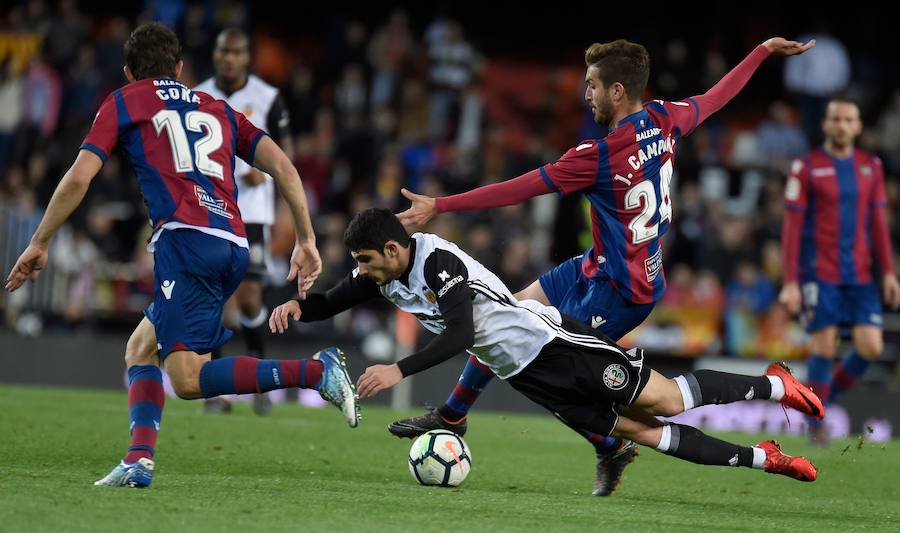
[
  {"xmin": 195, "ymin": 186, "xmax": 233, "ymax": 219},
  {"xmin": 603, "ymin": 363, "xmax": 628, "ymax": 390},
  {"xmin": 425, "ymin": 290, "xmax": 437, "ymax": 304}
]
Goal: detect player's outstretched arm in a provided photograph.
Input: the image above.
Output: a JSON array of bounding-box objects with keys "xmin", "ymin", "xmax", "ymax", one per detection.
[
  {"xmin": 397, "ymin": 168, "xmax": 552, "ymax": 227},
  {"xmin": 357, "ymin": 300, "xmax": 476, "ymax": 398},
  {"xmin": 269, "ymin": 270, "xmax": 383, "ymax": 333},
  {"xmin": 762, "ymin": 37, "xmax": 816, "ymax": 56},
  {"xmin": 252, "ymin": 135, "xmax": 321, "ymax": 298},
  {"xmin": 5, "ymin": 150, "xmax": 102, "ymax": 292},
  {"xmin": 686, "ymin": 37, "xmax": 815, "ymax": 129}
]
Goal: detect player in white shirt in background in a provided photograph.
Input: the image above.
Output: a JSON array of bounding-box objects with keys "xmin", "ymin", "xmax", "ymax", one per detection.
[{"xmin": 195, "ymin": 28, "xmax": 294, "ymax": 415}]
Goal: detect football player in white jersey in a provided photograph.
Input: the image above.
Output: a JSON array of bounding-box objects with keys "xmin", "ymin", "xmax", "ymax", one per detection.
[
  {"xmin": 269, "ymin": 208, "xmax": 824, "ymax": 490},
  {"xmin": 195, "ymin": 29, "xmax": 294, "ymax": 415}
]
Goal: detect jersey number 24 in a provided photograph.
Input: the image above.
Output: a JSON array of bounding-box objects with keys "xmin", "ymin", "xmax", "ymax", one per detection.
[{"xmin": 624, "ymin": 159, "xmax": 673, "ymax": 244}]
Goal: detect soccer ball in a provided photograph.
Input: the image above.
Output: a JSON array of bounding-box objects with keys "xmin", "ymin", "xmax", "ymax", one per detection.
[{"xmin": 408, "ymin": 430, "xmax": 472, "ymax": 487}]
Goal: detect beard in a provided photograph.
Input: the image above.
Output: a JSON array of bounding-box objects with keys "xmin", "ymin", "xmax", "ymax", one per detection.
[{"xmin": 593, "ymin": 96, "xmax": 614, "ymax": 127}]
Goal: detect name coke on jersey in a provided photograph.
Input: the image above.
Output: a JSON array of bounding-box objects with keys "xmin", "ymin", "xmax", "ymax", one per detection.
[{"xmin": 153, "ymin": 79, "xmax": 200, "ymax": 104}]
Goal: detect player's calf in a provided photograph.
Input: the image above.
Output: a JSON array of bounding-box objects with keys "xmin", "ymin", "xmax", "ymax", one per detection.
[{"xmin": 614, "ymin": 418, "xmax": 816, "ymax": 481}]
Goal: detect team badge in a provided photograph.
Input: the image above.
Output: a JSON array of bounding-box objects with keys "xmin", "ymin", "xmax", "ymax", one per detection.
[
  {"xmin": 426, "ymin": 291, "xmax": 437, "ymax": 304},
  {"xmin": 602, "ymin": 364, "xmax": 628, "ymax": 390}
]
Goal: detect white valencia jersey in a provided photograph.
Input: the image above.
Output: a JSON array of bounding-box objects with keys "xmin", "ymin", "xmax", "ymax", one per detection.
[
  {"xmin": 194, "ymin": 75, "xmax": 280, "ymax": 225},
  {"xmin": 380, "ymin": 233, "xmax": 563, "ymax": 378}
]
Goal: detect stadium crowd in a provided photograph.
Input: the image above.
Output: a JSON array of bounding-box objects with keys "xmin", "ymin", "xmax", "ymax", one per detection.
[{"xmin": 1, "ymin": 1, "xmax": 898, "ymax": 363}]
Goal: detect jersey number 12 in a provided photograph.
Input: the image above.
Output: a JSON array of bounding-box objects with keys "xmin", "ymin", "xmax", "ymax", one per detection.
[{"xmin": 152, "ymin": 109, "xmax": 225, "ymax": 180}]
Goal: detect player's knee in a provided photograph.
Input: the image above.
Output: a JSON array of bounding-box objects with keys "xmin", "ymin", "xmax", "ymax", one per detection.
[
  {"xmin": 809, "ymin": 337, "xmax": 838, "ymax": 357},
  {"xmin": 856, "ymin": 338, "xmax": 883, "ymax": 359},
  {"xmin": 125, "ymin": 335, "xmax": 157, "ymax": 366},
  {"xmin": 169, "ymin": 373, "xmax": 201, "ymax": 400},
  {"xmin": 166, "ymin": 355, "xmax": 205, "ymax": 399},
  {"xmin": 653, "ymin": 395, "xmax": 684, "ymax": 417}
]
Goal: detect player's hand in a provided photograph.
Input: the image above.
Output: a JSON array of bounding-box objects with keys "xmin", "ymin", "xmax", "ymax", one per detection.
[
  {"xmin": 778, "ymin": 282, "xmax": 802, "ymax": 315},
  {"xmin": 883, "ymin": 274, "xmax": 900, "ymax": 310},
  {"xmin": 240, "ymin": 169, "xmax": 267, "ymax": 187},
  {"xmin": 762, "ymin": 37, "xmax": 816, "ymax": 56},
  {"xmin": 269, "ymin": 300, "xmax": 302, "ymax": 333},
  {"xmin": 397, "ymin": 188, "xmax": 437, "ymax": 229},
  {"xmin": 287, "ymin": 239, "xmax": 321, "ymax": 299},
  {"xmin": 356, "ymin": 364, "xmax": 403, "ymax": 399},
  {"xmin": 5, "ymin": 242, "xmax": 49, "ymax": 292}
]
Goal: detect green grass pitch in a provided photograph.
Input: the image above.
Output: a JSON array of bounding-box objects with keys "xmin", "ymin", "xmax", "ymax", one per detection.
[{"xmin": 0, "ymin": 384, "xmax": 897, "ymax": 532}]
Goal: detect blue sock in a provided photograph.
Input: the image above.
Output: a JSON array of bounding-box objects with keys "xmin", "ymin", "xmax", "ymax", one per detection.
[
  {"xmin": 829, "ymin": 351, "xmax": 870, "ymax": 403},
  {"xmin": 806, "ymin": 354, "xmax": 833, "ymax": 426}
]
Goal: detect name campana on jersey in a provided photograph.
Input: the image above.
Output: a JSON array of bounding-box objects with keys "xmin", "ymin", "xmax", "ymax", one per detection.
[{"xmin": 628, "ymin": 134, "xmax": 675, "ymax": 171}]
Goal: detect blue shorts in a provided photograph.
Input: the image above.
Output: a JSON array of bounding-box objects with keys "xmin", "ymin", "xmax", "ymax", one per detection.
[
  {"xmin": 145, "ymin": 229, "xmax": 249, "ymax": 358},
  {"xmin": 539, "ymin": 252, "xmax": 655, "ymax": 341},
  {"xmin": 801, "ymin": 280, "xmax": 883, "ymax": 332}
]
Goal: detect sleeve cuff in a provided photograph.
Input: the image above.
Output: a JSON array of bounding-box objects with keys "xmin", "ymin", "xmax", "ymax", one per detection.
[
  {"xmin": 80, "ymin": 143, "xmax": 108, "ymax": 163},
  {"xmin": 246, "ymin": 131, "xmax": 269, "ymax": 165}
]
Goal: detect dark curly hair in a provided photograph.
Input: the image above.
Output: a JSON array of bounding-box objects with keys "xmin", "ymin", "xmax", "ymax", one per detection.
[{"xmin": 124, "ymin": 22, "xmax": 181, "ymax": 80}]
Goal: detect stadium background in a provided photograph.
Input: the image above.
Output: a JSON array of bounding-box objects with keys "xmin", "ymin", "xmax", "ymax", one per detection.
[{"xmin": 1, "ymin": 2, "xmax": 898, "ymax": 438}]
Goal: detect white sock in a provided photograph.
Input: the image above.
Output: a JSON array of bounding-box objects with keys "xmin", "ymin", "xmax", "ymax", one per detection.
[
  {"xmin": 674, "ymin": 375, "xmax": 695, "ymax": 411},
  {"xmin": 656, "ymin": 424, "xmax": 673, "ymax": 452},
  {"xmin": 239, "ymin": 307, "xmax": 269, "ymax": 328},
  {"xmin": 767, "ymin": 375, "xmax": 785, "ymax": 401},
  {"xmin": 751, "ymin": 446, "xmax": 767, "ymax": 469}
]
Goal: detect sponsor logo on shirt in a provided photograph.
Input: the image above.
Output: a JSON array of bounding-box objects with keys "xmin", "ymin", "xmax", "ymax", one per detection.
[
  {"xmin": 195, "ymin": 185, "xmax": 234, "ymax": 219},
  {"xmin": 576, "ymin": 142, "xmax": 594, "ymax": 152},
  {"xmin": 438, "ymin": 275, "xmax": 465, "ymax": 298},
  {"xmin": 635, "ymin": 127, "xmax": 661, "ymax": 142},
  {"xmin": 644, "ymin": 246, "xmax": 663, "ymax": 283},
  {"xmin": 811, "ymin": 167, "xmax": 836, "ymax": 178}
]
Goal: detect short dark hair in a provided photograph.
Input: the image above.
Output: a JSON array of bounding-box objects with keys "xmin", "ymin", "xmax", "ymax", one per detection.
[
  {"xmin": 344, "ymin": 208, "xmax": 411, "ymax": 252},
  {"xmin": 124, "ymin": 22, "xmax": 181, "ymax": 80},
  {"xmin": 584, "ymin": 39, "xmax": 650, "ymax": 102},
  {"xmin": 216, "ymin": 28, "xmax": 250, "ymax": 50},
  {"xmin": 826, "ymin": 95, "xmax": 859, "ymax": 110}
]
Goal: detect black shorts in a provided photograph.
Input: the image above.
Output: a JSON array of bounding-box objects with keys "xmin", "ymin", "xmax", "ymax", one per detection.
[
  {"xmin": 507, "ymin": 316, "xmax": 650, "ymax": 436},
  {"xmin": 244, "ymin": 223, "xmax": 270, "ymax": 281}
]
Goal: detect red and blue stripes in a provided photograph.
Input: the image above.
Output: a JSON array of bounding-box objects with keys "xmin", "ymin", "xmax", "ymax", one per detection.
[
  {"xmin": 124, "ymin": 365, "xmax": 165, "ymax": 464},
  {"xmin": 198, "ymin": 356, "xmax": 324, "ymax": 398},
  {"xmin": 444, "ymin": 355, "xmax": 494, "ymax": 420}
]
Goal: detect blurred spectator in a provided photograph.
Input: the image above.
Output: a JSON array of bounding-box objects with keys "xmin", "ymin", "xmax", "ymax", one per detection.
[
  {"xmin": 876, "ymin": 89, "xmax": 900, "ymax": 175},
  {"xmin": 784, "ymin": 32, "xmax": 850, "ymax": 144},
  {"xmin": 756, "ymin": 101, "xmax": 809, "ymax": 174},
  {"xmin": 426, "ymin": 19, "xmax": 480, "ymax": 142},
  {"xmin": 368, "ymin": 10, "xmax": 413, "ymax": 109}
]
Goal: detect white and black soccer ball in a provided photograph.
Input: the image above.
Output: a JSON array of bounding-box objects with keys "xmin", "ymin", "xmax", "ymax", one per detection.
[{"xmin": 408, "ymin": 430, "xmax": 472, "ymax": 487}]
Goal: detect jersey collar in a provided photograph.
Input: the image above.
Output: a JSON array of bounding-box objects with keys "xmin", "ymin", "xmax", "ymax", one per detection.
[
  {"xmin": 612, "ymin": 107, "xmax": 649, "ymax": 132},
  {"xmin": 397, "ymin": 237, "xmax": 417, "ymax": 287}
]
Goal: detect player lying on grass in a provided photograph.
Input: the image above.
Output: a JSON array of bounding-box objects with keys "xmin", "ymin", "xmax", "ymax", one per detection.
[
  {"xmin": 271, "ymin": 208, "xmax": 823, "ymax": 490},
  {"xmin": 390, "ymin": 35, "xmax": 814, "ymax": 495}
]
